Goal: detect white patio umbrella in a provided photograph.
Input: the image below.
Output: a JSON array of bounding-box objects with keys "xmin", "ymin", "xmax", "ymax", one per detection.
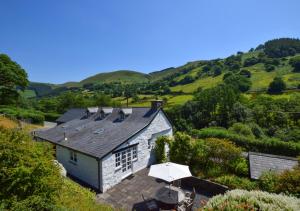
[
  {"xmin": 149, "ymin": 162, "xmax": 192, "ymax": 197},
  {"xmin": 148, "ymin": 162, "xmax": 192, "ymax": 183}
]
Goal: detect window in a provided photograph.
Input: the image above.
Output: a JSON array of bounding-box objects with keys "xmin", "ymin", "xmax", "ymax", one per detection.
[
  {"xmin": 121, "ymin": 151, "xmax": 127, "ymax": 172},
  {"xmin": 148, "ymin": 139, "xmax": 151, "ymax": 149},
  {"xmin": 115, "ymin": 152, "xmax": 121, "ymax": 167},
  {"xmin": 120, "ymin": 112, "xmax": 125, "ymax": 120},
  {"xmin": 115, "ymin": 145, "xmax": 138, "ymax": 171},
  {"xmin": 69, "ymin": 150, "xmax": 77, "ymax": 163},
  {"xmin": 132, "ymin": 146, "xmax": 137, "ymax": 159}
]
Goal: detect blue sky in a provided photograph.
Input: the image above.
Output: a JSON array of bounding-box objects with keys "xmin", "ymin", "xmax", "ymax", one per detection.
[{"xmin": 0, "ymin": 0, "xmax": 299, "ymax": 84}]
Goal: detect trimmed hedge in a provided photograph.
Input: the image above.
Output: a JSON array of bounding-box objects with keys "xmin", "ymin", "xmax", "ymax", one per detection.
[
  {"xmin": 0, "ymin": 107, "xmax": 44, "ymax": 125},
  {"xmin": 192, "ymin": 128, "xmax": 300, "ymax": 157}
]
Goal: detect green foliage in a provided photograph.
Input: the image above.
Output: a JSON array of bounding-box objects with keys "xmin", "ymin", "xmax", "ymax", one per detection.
[
  {"xmin": 223, "ymin": 74, "xmax": 252, "ymax": 92},
  {"xmin": 229, "ymin": 123, "xmax": 255, "ymax": 139},
  {"xmin": 154, "ymin": 136, "xmax": 170, "ymax": 163},
  {"xmin": 0, "ymin": 54, "xmax": 29, "ymax": 105},
  {"xmin": 202, "ymin": 190, "xmax": 300, "ymax": 211},
  {"xmin": 193, "ymin": 128, "xmax": 300, "ymax": 157},
  {"xmin": 214, "ymin": 175, "xmax": 258, "ymax": 190},
  {"xmin": 169, "ymin": 132, "xmax": 193, "ymax": 165},
  {"xmin": 259, "ymin": 171, "xmax": 278, "ymax": 193},
  {"xmin": 290, "ymin": 55, "xmax": 300, "ymax": 72},
  {"xmin": 56, "ymin": 179, "xmax": 113, "ymax": 211},
  {"xmin": 268, "ymin": 77, "xmax": 286, "ymax": 94},
  {"xmin": 276, "ymin": 166, "xmax": 300, "ymax": 197},
  {"xmin": 243, "ymin": 57, "xmax": 260, "ymax": 67},
  {"xmin": 264, "ymin": 38, "xmax": 300, "ymax": 58},
  {"xmin": 0, "ymin": 127, "xmax": 62, "ymax": 210},
  {"xmin": 0, "ymin": 106, "xmax": 45, "ymax": 124},
  {"xmin": 176, "ymin": 84, "xmax": 240, "ymax": 129}
]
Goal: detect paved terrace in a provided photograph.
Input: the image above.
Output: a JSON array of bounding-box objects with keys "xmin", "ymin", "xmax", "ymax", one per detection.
[{"xmin": 96, "ymin": 168, "xmax": 214, "ymax": 210}]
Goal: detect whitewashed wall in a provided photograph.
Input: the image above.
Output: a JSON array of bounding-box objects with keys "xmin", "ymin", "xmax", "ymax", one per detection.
[
  {"xmin": 56, "ymin": 145, "xmax": 100, "ymax": 189},
  {"xmin": 101, "ymin": 110, "xmax": 173, "ymax": 192}
]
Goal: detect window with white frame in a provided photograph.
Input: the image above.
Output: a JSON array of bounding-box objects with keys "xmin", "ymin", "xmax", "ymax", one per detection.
[
  {"xmin": 115, "ymin": 152, "xmax": 121, "ymax": 167},
  {"xmin": 69, "ymin": 150, "xmax": 77, "ymax": 162},
  {"xmin": 132, "ymin": 146, "xmax": 137, "ymax": 159},
  {"xmin": 115, "ymin": 145, "xmax": 138, "ymax": 171}
]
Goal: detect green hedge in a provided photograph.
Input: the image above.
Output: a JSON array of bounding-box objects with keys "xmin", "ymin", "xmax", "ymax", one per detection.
[
  {"xmin": 192, "ymin": 128, "xmax": 300, "ymax": 157},
  {"xmin": 0, "ymin": 107, "xmax": 44, "ymax": 125}
]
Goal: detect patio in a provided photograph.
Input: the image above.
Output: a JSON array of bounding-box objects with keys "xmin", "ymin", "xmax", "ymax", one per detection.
[{"xmin": 96, "ymin": 168, "xmax": 216, "ymax": 210}]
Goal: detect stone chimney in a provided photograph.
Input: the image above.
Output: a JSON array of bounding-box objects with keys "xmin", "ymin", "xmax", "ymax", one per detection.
[{"xmin": 151, "ymin": 100, "xmax": 164, "ymax": 110}]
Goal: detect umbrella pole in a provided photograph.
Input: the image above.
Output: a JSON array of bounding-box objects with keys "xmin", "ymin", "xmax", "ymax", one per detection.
[{"xmin": 169, "ymin": 183, "xmax": 171, "ymax": 196}]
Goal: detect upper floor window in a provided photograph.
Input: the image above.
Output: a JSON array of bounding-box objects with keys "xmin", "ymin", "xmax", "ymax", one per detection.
[{"xmin": 70, "ymin": 150, "xmax": 77, "ymax": 163}]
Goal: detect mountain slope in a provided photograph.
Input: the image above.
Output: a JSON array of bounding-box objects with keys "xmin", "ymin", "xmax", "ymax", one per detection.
[{"xmin": 80, "ymin": 70, "xmax": 150, "ymax": 84}]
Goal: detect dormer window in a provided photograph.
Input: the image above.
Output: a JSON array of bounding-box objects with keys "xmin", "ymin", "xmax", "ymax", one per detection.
[
  {"xmin": 98, "ymin": 107, "xmax": 113, "ymax": 119},
  {"xmin": 119, "ymin": 108, "xmax": 132, "ymax": 121},
  {"xmin": 100, "ymin": 111, "xmax": 105, "ymax": 119}
]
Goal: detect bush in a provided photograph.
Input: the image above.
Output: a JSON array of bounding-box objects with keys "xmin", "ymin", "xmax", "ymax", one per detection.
[
  {"xmin": 229, "ymin": 123, "xmax": 255, "ymax": 139},
  {"xmin": 0, "ymin": 127, "xmax": 62, "ymax": 210},
  {"xmin": 259, "ymin": 171, "xmax": 278, "ymax": 193},
  {"xmin": 202, "ymin": 189, "xmax": 300, "ymax": 211},
  {"xmin": 0, "ymin": 106, "xmax": 45, "ymax": 124},
  {"xmin": 192, "ymin": 128, "xmax": 300, "ymax": 156},
  {"xmin": 214, "ymin": 175, "xmax": 258, "ymax": 190},
  {"xmin": 276, "ymin": 167, "xmax": 300, "ymax": 197},
  {"xmin": 290, "ymin": 55, "xmax": 300, "ymax": 72},
  {"xmin": 154, "ymin": 136, "xmax": 170, "ymax": 163},
  {"xmin": 268, "ymin": 77, "xmax": 286, "ymax": 94},
  {"xmin": 44, "ymin": 112, "xmax": 60, "ymax": 122},
  {"xmin": 169, "ymin": 132, "xmax": 193, "ymax": 165}
]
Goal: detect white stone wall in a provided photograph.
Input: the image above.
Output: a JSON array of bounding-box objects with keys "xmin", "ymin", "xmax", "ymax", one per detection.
[
  {"xmin": 56, "ymin": 145, "xmax": 100, "ymax": 189},
  {"xmin": 101, "ymin": 110, "xmax": 173, "ymax": 192}
]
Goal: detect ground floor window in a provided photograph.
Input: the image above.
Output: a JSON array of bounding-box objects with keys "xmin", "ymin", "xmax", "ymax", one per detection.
[
  {"xmin": 115, "ymin": 145, "xmax": 138, "ymax": 172},
  {"xmin": 69, "ymin": 150, "xmax": 77, "ymax": 163}
]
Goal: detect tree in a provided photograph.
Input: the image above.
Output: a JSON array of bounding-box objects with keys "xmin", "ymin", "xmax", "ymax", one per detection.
[
  {"xmin": 169, "ymin": 132, "xmax": 193, "ymax": 165},
  {"xmin": 289, "ymin": 56, "xmax": 300, "ymax": 72},
  {"xmin": 0, "ymin": 54, "xmax": 29, "ymax": 104},
  {"xmin": 0, "ymin": 127, "xmax": 62, "ymax": 210},
  {"xmin": 264, "ymin": 38, "xmax": 300, "ymax": 58},
  {"xmin": 124, "ymin": 86, "xmax": 134, "ymax": 107},
  {"xmin": 223, "ymin": 74, "xmax": 252, "ymax": 92},
  {"xmin": 268, "ymin": 77, "xmax": 286, "ymax": 94}
]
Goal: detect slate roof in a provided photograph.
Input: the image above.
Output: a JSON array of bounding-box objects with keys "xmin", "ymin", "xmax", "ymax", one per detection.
[
  {"xmin": 56, "ymin": 108, "xmax": 87, "ymax": 123},
  {"xmin": 249, "ymin": 152, "xmax": 298, "ymax": 179},
  {"xmin": 36, "ymin": 107, "xmax": 163, "ymax": 159}
]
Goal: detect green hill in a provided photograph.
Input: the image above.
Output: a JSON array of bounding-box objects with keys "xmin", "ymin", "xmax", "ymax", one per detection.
[
  {"xmin": 80, "ymin": 70, "xmax": 150, "ymax": 85},
  {"xmin": 26, "ymin": 38, "xmax": 300, "ymax": 101}
]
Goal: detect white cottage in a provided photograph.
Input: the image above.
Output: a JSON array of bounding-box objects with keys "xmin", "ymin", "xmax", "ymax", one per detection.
[{"xmin": 35, "ymin": 101, "xmax": 172, "ymax": 192}]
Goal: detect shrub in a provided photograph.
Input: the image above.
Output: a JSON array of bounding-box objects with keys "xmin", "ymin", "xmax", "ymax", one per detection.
[
  {"xmin": 169, "ymin": 132, "xmax": 193, "ymax": 165},
  {"xmin": 259, "ymin": 171, "xmax": 278, "ymax": 193},
  {"xmin": 44, "ymin": 112, "xmax": 60, "ymax": 122},
  {"xmin": 0, "ymin": 106, "xmax": 45, "ymax": 124},
  {"xmin": 290, "ymin": 55, "xmax": 300, "ymax": 72},
  {"xmin": 214, "ymin": 175, "xmax": 258, "ymax": 190},
  {"xmin": 202, "ymin": 189, "xmax": 300, "ymax": 211},
  {"xmin": 154, "ymin": 136, "xmax": 170, "ymax": 163},
  {"xmin": 276, "ymin": 167, "xmax": 300, "ymax": 197},
  {"xmin": 0, "ymin": 127, "xmax": 62, "ymax": 210},
  {"xmin": 268, "ymin": 77, "xmax": 286, "ymax": 94},
  {"xmin": 229, "ymin": 123, "xmax": 255, "ymax": 139},
  {"xmin": 192, "ymin": 128, "xmax": 300, "ymax": 156}
]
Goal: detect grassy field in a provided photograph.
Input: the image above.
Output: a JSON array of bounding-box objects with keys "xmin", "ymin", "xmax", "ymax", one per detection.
[{"xmin": 170, "ymin": 74, "xmax": 224, "ymax": 93}]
